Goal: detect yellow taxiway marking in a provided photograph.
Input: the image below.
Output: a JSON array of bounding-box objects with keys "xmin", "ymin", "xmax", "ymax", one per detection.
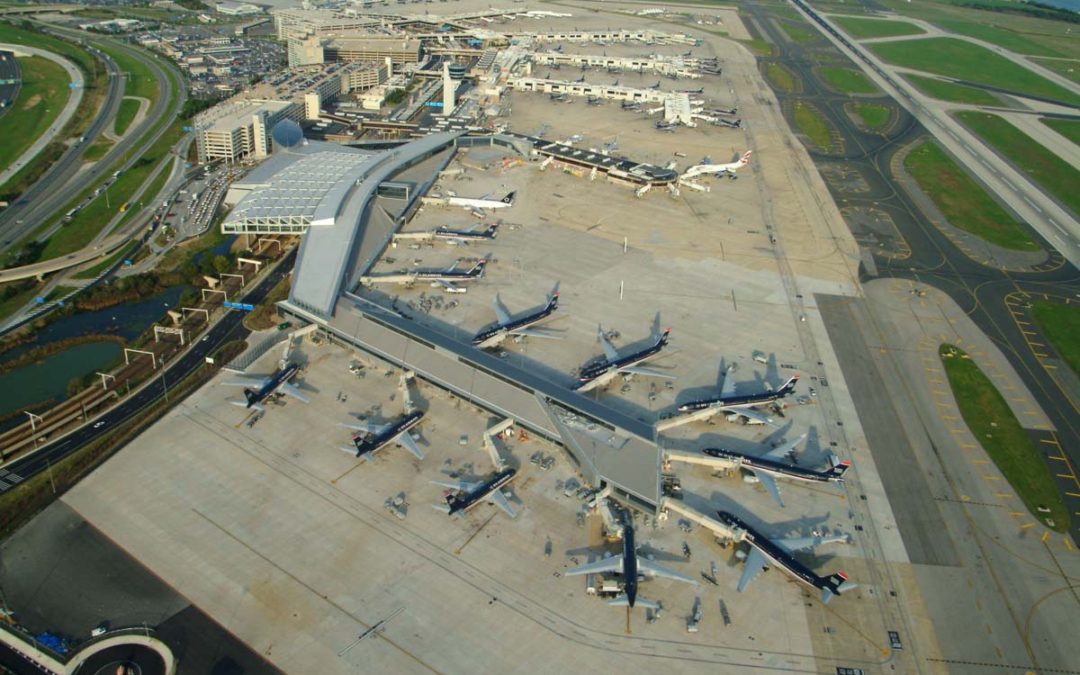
[
  {"xmin": 1021, "ymin": 522, "xmax": 1036, "ymax": 530},
  {"xmin": 1040, "ymin": 438, "xmax": 1062, "ymax": 446},
  {"xmin": 1064, "ymin": 537, "xmax": 1074, "ymax": 552},
  {"xmin": 1039, "ymin": 529, "xmax": 1049, "ymax": 539}
]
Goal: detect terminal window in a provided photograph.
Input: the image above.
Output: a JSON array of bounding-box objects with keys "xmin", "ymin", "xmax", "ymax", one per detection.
[{"xmin": 377, "ymin": 182, "xmax": 411, "ymax": 200}]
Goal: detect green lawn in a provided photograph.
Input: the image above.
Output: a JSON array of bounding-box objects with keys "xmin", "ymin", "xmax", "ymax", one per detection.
[
  {"xmin": 870, "ymin": 38, "xmax": 1080, "ymax": 106},
  {"xmin": 73, "ymin": 244, "xmax": 136, "ymax": 279},
  {"xmin": 955, "ymin": 112, "xmax": 1080, "ymax": 218},
  {"xmin": 764, "ymin": 62, "xmax": 796, "ymax": 93},
  {"xmin": 1030, "ymin": 58, "xmax": 1080, "ymax": 86},
  {"xmin": 1030, "ymin": 302, "xmax": 1080, "ymax": 378},
  {"xmin": 902, "ymin": 73, "xmax": 1000, "ymax": 106},
  {"xmin": 82, "ymin": 137, "xmax": 113, "ymax": 161},
  {"xmin": 1040, "ymin": 118, "xmax": 1080, "ymax": 147},
  {"xmin": 939, "ymin": 344, "xmax": 1068, "ymax": 532},
  {"xmin": 780, "ymin": 20, "xmax": 818, "ymax": 44},
  {"xmin": 0, "ymin": 56, "xmax": 70, "ymax": 173},
  {"xmin": 114, "ymin": 97, "xmax": 141, "ymax": 136},
  {"xmin": 832, "ymin": 16, "xmax": 925, "ymax": 39},
  {"xmin": 792, "ymin": 101, "xmax": 834, "ymax": 151},
  {"xmin": 904, "ymin": 141, "xmax": 1038, "ymax": 251},
  {"xmin": 818, "ymin": 66, "xmax": 878, "ymax": 94},
  {"xmin": 933, "ymin": 18, "xmax": 1064, "ymax": 58},
  {"xmin": 100, "ymin": 43, "xmax": 160, "ymax": 103},
  {"xmin": 853, "ymin": 102, "xmax": 891, "ymax": 131}
]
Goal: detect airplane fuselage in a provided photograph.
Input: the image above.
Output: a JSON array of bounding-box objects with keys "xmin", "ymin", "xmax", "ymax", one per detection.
[
  {"xmin": 446, "ymin": 468, "xmax": 517, "ymax": 517},
  {"xmin": 352, "ymin": 410, "xmax": 425, "ymax": 459},
  {"xmin": 472, "ymin": 296, "xmax": 558, "ymax": 348},
  {"xmin": 677, "ymin": 376, "xmax": 798, "ymax": 413},
  {"xmin": 622, "ymin": 523, "xmax": 639, "ymax": 607},
  {"xmin": 716, "ymin": 511, "xmax": 847, "ymax": 597},
  {"xmin": 576, "ymin": 333, "xmax": 669, "ymax": 389},
  {"xmin": 413, "ymin": 261, "xmax": 486, "ymax": 281},
  {"xmin": 701, "ymin": 447, "xmax": 848, "ymax": 484},
  {"xmin": 244, "ymin": 363, "xmax": 300, "ymax": 408},
  {"xmin": 434, "ymin": 225, "xmax": 498, "ymax": 241}
]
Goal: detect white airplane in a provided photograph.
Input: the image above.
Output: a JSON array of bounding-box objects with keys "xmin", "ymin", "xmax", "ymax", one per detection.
[
  {"xmin": 445, "ymin": 191, "xmax": 516, "ymax": 210},
  {"xmin": 681, "ymin": 151, "xmax": 752, "ymax": 180}
]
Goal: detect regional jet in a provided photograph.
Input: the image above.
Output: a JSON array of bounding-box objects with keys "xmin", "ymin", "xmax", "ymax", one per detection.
[
  {"xmin": 575, "ymin": 325, "xmax": 674, "ymax": 392},
  {"xmin": 445, "ymin": 192, "xmax": 516, "ymax": 210},
  {"xmin": 564, "ymin": 519, "xmax": 697, "ymax": 610},
  {"xmin": 717, "ymin": 511, "xmax": 856, "ymax": 604},
  {"xmin": 681, "ymin": 151, "xmax": 752, "ymax": 180},
  {"xmin": 223, "ymin": 362, "xmax": 308, "ymax": 412},
  {"xmin": 432, "ymin": 467, "xmax": 518, "ymax": 518},
  {"xmin": 703, "ymin": 434, "xmax": 850, "ymax": 507},
  {"xmin": 676, "ymin": 363, "xmax": 799, "ymax": 425},
  {"xmin": 472, "ymin": 290, "xmax": 561, "ymax": 349},
  {"xmin": 340, "ymin": 410, "xmax": 426, "ymax": 461}
]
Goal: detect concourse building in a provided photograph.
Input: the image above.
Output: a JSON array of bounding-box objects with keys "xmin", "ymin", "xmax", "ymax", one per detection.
[{"xmin": 221, "ymin": 133, "xmax": 667, "ymax": 513}]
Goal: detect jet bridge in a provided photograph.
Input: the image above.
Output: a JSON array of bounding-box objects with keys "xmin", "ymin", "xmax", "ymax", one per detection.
[{"xmin": 661, "ymin": 497, "xmax": 745, "ymax": 542}]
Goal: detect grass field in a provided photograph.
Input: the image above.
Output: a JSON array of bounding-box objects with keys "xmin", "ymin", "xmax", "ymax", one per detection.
[
  {"xmin": 853, "ymin": 102, "xmax": 891, "ymax": 130},
  {"xmin": 818, "ymin": 66, "xmax": 877, "ymax": 94},
  {"xmin": 780, "ymin": 19, "xmax": 818, "ymax": 44},
  {"xmin": 901, "ymin": 73, "xmax": 1001, "ymax": 105},
  {"xmin": 870, "ymin": 38, "xmax": 1080, "ymax": 106},
  {"xmin": 955, "ymin": 112, "xmax": 1080, "ymax": 217},
  {"xmin": 764, "ymin": 62, "xmax": 796, "ymax": 93},
  {"xmin": 101, "ymin": 44, "xmax": 159, "ymax": 103},
  {"xmin": 832, "ymin": 16, "xmax": 925, "ymax": 39},
  {"xmin": 0, "ymin": 56, "xmax": 70, "ymax": 173},
  {"xmin": 1030, "ymin": 58, "xmax": 1080, "ymax": 86},
  {"xmin": 1031, "ymin": 302, "xmax": 1080, "ymax": 378},
  {"xmin": 1040, "ymin": 118, "xmax": 1080, "ymax": 147},
  {"xmin": 114, "ymin": 97, "xmax": 141, "ymax": 136},
  {"xmin": 933, "ymin": 18, "xmax": 1063, "ymax": 58},
  {"xmin": 792, "ymin": 101, "xmax": 834, "ymax": 151},
  {"xmin": 904, "ymin": 141, "xmax": 1038, "ymax": 251},
  {"xmin": 939, "ymin": 344, "xmax": 1068, "ymax": 532},
  {"xmin": 82, "ymin": 137, "xmax": 113, "ymax": 162}
]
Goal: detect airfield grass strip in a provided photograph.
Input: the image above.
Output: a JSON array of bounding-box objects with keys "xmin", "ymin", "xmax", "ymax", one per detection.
[
  {"xmin": 1030, "ymin": 302, "xmax": 1080, "ymax": 379},
  {"xmin": 1040, "ymin": 118, "xmax": 1080, "ymax": 147},
  {"xmin": 955, "ymin": 111, "xmax": 1080, "ymax": 218},
  {"xmin": 818, "ymin": 66, "xmax": 877, "ymax": 94},
  {"xmin": 939, "ymin": 344, "xmax": 1068, "ymax": 532},
  {"xmin": 904, "ymin": 140, "xmax": 1038, "ymax": 251},
  {"xmin": 901, "ymin": 73, "xmax": 1000, "ymax": 106},
  {"xmin": 832, "ymin": 16, "xmax": 925, "ymax": 39}
]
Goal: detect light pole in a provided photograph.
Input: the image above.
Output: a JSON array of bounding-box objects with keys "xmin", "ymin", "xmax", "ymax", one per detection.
[{"xmin": 25, "ymin": 411, "xmax": 43, "ymax": 448}]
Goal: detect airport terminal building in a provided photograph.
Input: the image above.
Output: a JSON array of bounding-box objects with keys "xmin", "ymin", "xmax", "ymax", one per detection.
[{"xmin": 222, "ymin": 133, "xmax": 666, "ymax": 513}]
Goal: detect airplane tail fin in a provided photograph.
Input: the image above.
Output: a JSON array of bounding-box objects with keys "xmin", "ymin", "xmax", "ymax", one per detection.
[
  {"xmin": 501, "ymin": 191, "xmax": 516, "ymax": 205},
  {"xmin": 431, "ymin": 503, "xmax": 451, "ymax": 514},
  {"xmin": 243, "ymin": 388, "xmax": 257, "ymax": 407},
  {"xmin": 820, "ymin": 572, "xmax": 856, "ymax": 604},
  {"xmin": 657, "ymin": 328, "xmax": 672, "ymax": 347},
  {"xmin": 548, "ymin": 291, "xmax": 560, "ymax": 311},
  {"xmin": 777, "ymin": 375, "xmax": 799, "ymax": 396},
  {"xmin": 828, "ymin": 458, "xmax": 852, "ymax": 480},
  {"xmin": 470, "ymin": 259, "xmax": 487, "ymax": 277},
  {"xmin": 739, "ymin": 150, "xmax": 752, "ymax": 166},
  {"xmin": 485, "ymin": 224, "xmax": 499, "ymax": 238}
]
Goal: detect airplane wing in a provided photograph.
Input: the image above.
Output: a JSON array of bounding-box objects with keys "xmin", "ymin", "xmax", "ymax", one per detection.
[
  {"xmin": 339, "ymin": 421, "xmax": 390, "ymax": 434},
  {"xmin": 486, "ymin": 489, "xmax": 517, "ymax": 518},
  {"xmin": 638, "ymin": 557, "xmax": 698, "ymax": 585},
  {"xmin": 511, "ymin": 327, "xmax": 562, "ymax": 340},
  {"xmin": 619, "ymin": 365, "xmax": 676, "ymax": 380},
  {"xmin": 492, "ymin": 295, "xmax": 511, "ymax": 325},
  {"xmin": 395, "ymin": 431, "xmax": 425, "ymax": 461},
  {"xmin": 776, "ymin": 534, "xmax": 848, "ymax": 554},
  {"xmin": 751, "ymin": 469, "xmax": 785, "ymax": 508},
  {"xmin": 229, "ymin": 399, "xmax": 264, "ymax": 413},
  {"xmin": 729, "ymin": 408, "xmax": 777, "ymax": 426},
  {"xmin": 278, "ymin": 383, "xmax": 309, "ymax": 403},
  {"xmin": 431, "ymin": 478, "xmax": 480, "ymax": 493},
  {"xmin": 434, "ymin": 279, "xmax": 461, "ymax": 292},
  {"xmin": 736, "ymin": 547, "xmax": 770, "ymax": 593},
  {"xmin": 609, "ymin": 595, "xmax": 660, "ymax": 610},
  {"xmin": 720, "ymin": 367, "xmax": 737, "ymax": 398},
  {"xmin": 565, "ymin": 555, "xmax": 624, "ymax": 577},
  {"xmin": 598, "ymin": 326, "xmax": 619, "ymax": 362},
  {"xmin": 763, "ymin": 433, "xmax": 807, "ymax": 461}
]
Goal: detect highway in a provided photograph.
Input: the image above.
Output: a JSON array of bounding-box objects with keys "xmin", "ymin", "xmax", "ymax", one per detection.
[
  {"xmin": 0, "ymin": 249, "xmax": 295, "ymax": 494},
  {"xmin": 0, "ymin": 25, "xmax": 185, "ymax": 254}
]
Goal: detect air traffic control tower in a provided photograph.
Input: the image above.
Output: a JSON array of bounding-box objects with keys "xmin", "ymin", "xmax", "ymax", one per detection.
[{"xmin": 222, "ymin": 131, "xmax": 664, "ymax": 514}]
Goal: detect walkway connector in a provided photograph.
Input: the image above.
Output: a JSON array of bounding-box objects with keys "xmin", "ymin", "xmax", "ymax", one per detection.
[{"xmin": 660, "ymin": 497, "xmax": 745, "ymax": 543}]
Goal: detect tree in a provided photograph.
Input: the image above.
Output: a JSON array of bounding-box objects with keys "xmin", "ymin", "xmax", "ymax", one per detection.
[
  {"xmin": 384, "ymin": 88, "xmax": 407, "ymax": 106},
  {"xmin": 212, "ymin": 255, "xmax": 230, "ymax": 274}
]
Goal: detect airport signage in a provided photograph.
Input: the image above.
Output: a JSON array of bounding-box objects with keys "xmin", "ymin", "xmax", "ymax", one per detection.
[
  {"xmin": 223, "ymin": 301, "xmax": 255, "ymax": 312},
  {"xmin": 424, "ymin": 101, "xmax": 444, "ymax": 108}
]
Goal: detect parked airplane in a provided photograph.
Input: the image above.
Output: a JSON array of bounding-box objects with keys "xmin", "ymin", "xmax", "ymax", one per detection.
[
  {"xmin": 446, "ymin": 191, "xmax": 516, "ymax": 210},
  {"xmin": 587, "ymin": 95, "xmax": 603, "ymax": 106},
  {"xmin": 575, "ymin": 325, "xmax": 674, "ymax": 392},
  {"xmin": 702, "ymin": 434, "xmax": 850, "ymax": 507},
  {"xmin": 681, "ymin": 151, "xmax": 752, "ymax": 180},
  {"xmin": 565, "ymin": 519, "xmax": 697, "ymax": 610},
  {"xmin": 649, "ymin": 80, "xmax": 662, "ymax": 89},
  {"xmin": 340, "ymin": 409, "xmax": 425, "ymax": 461},
  {"xmin": 678, "ymin": 87, "xmax": 705, "ymax": 94},
  {"xmin": 472, "ymin": 291, "xmax": 561, "ymax": 349},
  {"xmin": 655, "ymin": 120, "xmax": 678, "ymax": 132},
  {"xmin": 362, "ymin": 259, "xmax": 487, "ymax": 293},
  {"xmin": 432, "ymin": 467, "xmax": 518, "ymax": 518},
  {"xmin": 223, "ymin": 362, "xmax": 308, "ymax": 412},
  {"xmin": 717, "ymin": 511, "xmax": 856, "ymax": 604},
  {"xmin": 433, "ymin": 223, "xmax": 499, "ymax": 244},
  {"xmin": 676, "ymin": 365, "xmax": 798, "ymax": 424}
]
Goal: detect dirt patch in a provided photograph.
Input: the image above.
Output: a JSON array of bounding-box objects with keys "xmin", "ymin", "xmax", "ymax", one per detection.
[{"xmin": 21, "ymin": 93, "xmax": 41, "ymax": 110}]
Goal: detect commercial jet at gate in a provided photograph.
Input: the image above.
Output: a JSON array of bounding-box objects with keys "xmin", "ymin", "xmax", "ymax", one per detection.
[
  {"xmin": 339, "ymin": 372, "xmax": 426, "ymax": 461},
  {"xmin": 445, "ymin": 191, "xmax": 516, "ymax": 210},
  {"xmin": 575, "ymin": 325, "xmax": 674, "ymax": 392},
  {"xmin": 564, "ymin": 519, "xmax": 697, "ymax": 610},
  {"xmin": 717, "ymin": 511, "xmax": 856, "ymax": 604},
  {"xmin": 432, "ymin": 468, "xmax": 518, "ymax": 518},
  {"xmin": 676, "ymin": 364, "xmax": 799, "ymax": 425},
  {"xmin": 681, "ymin": 151, "xmax": 752, "ymax": 180},
  {"xmin": 702, "ymin": 433, "xmax": 850, "ymax": 507},
  {"xmin": 222, "ymin": 362, "xmax": 309, "ymax": 412},
  {"xmin": 472, "ymin": 290, "xmax": 561, "ymax": 349}
]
